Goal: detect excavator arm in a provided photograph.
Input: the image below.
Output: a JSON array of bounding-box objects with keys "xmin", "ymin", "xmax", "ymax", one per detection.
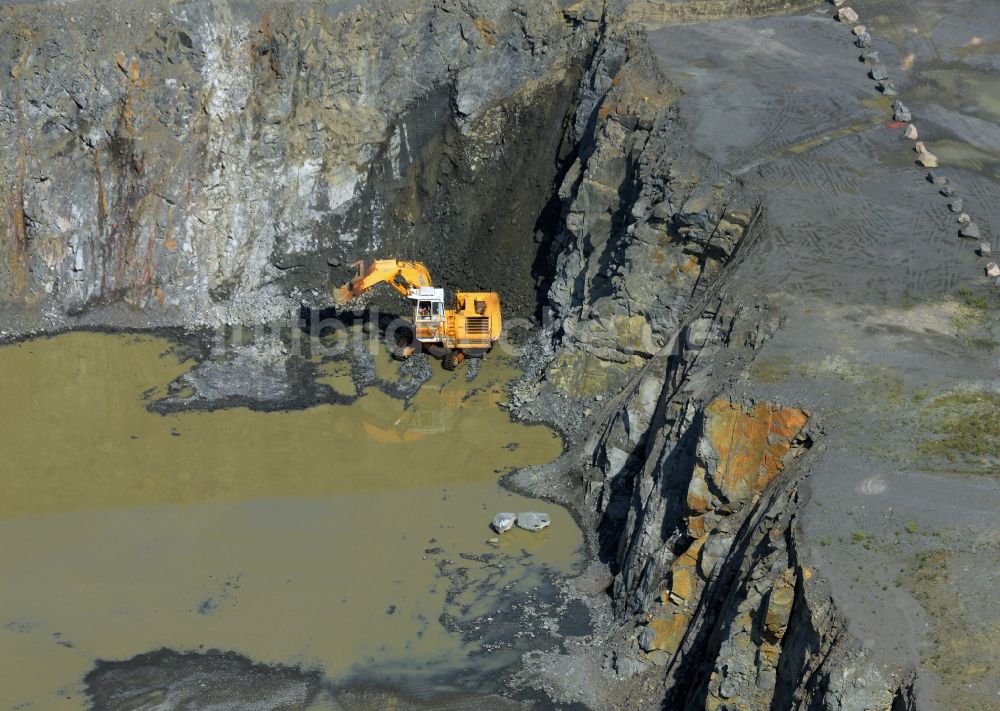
[{"xmin": 332, "ymin": 259, "xmax": 434, "ymax": 304}]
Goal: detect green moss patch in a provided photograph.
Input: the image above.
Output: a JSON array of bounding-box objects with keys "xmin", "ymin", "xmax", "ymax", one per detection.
[{"xmin": 918, "ymin": 389, "xmax": 1000, "ymax": 476}]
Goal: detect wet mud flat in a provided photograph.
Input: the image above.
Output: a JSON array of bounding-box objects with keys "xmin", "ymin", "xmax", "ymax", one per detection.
[{"xmin": 0, "ymin": 330, "xmax": 588, "ymax": 710}]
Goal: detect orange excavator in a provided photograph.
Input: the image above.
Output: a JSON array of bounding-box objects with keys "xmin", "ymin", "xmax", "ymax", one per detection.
[{"xmin": 332, "ymin": 259, "xmax": 502, "ymax": 369}]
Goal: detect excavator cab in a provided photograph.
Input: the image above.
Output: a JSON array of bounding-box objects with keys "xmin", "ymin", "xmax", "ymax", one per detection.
[{"xmin": 409, "ymin": 286, "xmax": 446, "ymax": 343}]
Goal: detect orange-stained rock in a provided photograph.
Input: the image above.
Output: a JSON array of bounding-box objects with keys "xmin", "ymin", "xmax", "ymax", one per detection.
[
  {"xmin": 667, "ymin": 535, "xmax": 707, "ymax": 604},
  {"xmin": 687, "ymin": 464, "xmax": 712, "ymax": 514},
  {"xmin": 676, "ymin": 535, "xmax": 707, "ymax": 567},
  {"xmin": 763, "ymin": 583, "xmax": 795, "ymax": 639},
  {"xmin": 679, "ymin": 255, "xmax": 701, "ymax": 274},
  {"xmin": 760, "ymin": 641, "xmax": 782, "ymax": 665},
  {"xmin": 644, "ymin": 613, "xmax": 690, "ymax": 654},
  {"xmin": 687, "ymin": 513, "xmax": 707, "ymax": 538},
  {"xmin": 473, "ymin": 18, "xmax": 498, "ymax": 45},
  {"xmin": 670, "ymin": 565, "xmax": 695, "ymax": 603},
  {"xmin": 688, "ymin": 400, "xmax": 809, "ymax": 513}
]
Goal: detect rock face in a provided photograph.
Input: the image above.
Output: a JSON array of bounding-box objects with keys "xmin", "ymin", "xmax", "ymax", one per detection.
[
  {"xmin": 499, "ymin": 16, "xmax": 915, "ymax": 705},
  {"xmin": 545, "ymin": 289, "xmax": 914, "ymax": 710},
  {"xmin": 0, "ymin": 0, "xmax": 602, "ymax": 330},
  {"xmin": 687, "ymin": 400, "xmax": 810, "ymax": 517},
  {"xmin": 537, "ymin": 27, "xmax": 758, "ymax": 398},
  {"xmin": 614, "ymin": 396, "xmax": 810, "ymax": 615}
]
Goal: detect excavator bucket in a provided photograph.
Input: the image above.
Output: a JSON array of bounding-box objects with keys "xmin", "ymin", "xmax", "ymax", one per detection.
[
  {"xmin": 332, "ymin": 285, "xmax": 352, "ymax": 304},
  {"xmin": 331, "ymin": 261, "xmax": 366, "ymax": 304}
]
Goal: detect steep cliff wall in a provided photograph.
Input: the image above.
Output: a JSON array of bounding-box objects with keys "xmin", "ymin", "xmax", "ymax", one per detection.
[
  {"xmin": 504, "ymin": 21, "xmax": 917, "ymax": 710},
  {"xmin": 0, "ymin": 0, "xmax": 601, "ymax": 331},
  {"xmin": 542, "ymin": 33, "xmax": 754, "ymax": 397}
]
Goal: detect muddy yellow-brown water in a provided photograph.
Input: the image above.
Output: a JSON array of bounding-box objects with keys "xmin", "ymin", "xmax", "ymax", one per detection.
[{"xmin": 0, "ymin": 332, "xmax": 583, "ymax": 709}]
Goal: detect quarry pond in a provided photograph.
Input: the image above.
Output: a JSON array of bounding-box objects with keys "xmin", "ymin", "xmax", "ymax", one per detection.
[{"xmin": 0, "ymin": 331, "xmax": 586, "ymax": 709}]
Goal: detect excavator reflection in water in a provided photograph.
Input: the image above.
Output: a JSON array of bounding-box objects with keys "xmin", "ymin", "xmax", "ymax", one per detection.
[
  {"xmin": 360, "ymin": 384, "xmax": 501, "ymax": 444},
  {"xmin": 332, "ymin": 259, "xmax": 502, "ymax": 370}
]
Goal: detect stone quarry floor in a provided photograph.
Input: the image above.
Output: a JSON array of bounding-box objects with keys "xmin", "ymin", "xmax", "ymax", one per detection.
[{"xmin": 644, "ymin": 1, "xmax": 999, "ymax": 706}]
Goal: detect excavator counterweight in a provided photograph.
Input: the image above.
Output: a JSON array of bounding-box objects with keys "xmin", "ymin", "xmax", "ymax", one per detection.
[{"xmin": 331, "ymin": 258, "xmax": 502, "ymax": 369}]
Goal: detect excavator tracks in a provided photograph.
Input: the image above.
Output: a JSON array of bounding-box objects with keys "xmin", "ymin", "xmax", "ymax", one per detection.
[
  {"xmin": 442, "ymin": 351, "xmax": 465, "ymax": 370},
  {"xmin": 391, "ymin": 344, "xmax": 414, "ymax": 361}
]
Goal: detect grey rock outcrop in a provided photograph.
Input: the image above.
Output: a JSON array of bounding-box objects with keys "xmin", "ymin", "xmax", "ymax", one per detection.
[
  {"xmin": 537, "ymin": 28, "xmax": 758, "ymax": 399},
  {"xmin": 0, "ymin": 0, "xmax": 603, "ymax": 331}
]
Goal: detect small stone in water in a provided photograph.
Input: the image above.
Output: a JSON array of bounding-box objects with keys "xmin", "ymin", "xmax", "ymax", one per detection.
[
  {"xmin": 491, "ymin": 512, "xmax": 516, "ymax": 534},
  {"xmin": 516, "ymin": 512, "xmax": 551, "ymax": 532}
]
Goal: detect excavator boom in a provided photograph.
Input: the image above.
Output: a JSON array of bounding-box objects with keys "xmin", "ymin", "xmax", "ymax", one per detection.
[{"xmin": 332, "ymin": 259, "xmax": 433, "ymax": 304}]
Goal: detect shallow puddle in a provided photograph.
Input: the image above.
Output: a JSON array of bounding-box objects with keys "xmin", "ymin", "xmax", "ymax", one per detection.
[{"xmin": 0, "ymin": 332, "xmax": 584, "ymax": 709}]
